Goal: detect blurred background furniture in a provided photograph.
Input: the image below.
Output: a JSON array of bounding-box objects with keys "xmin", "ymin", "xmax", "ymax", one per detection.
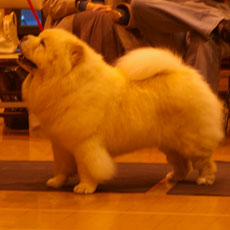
[
  {"xmin": 0, "ymin": 53, "xmax": 28, "ymax": 129},
  {"xmin": 0, "ymin": 1, "xmax": 43, "ymax": 130}
]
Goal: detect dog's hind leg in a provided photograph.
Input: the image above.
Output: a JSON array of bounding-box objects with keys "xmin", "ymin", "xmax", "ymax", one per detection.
[
  {"xmin": 73, "ymin": 135, "xmax": 116, "ymax": 194},
  {"xmin": 164, "ymin": 150, "xmax": 192, "ymax": 182},
  {"xmin": 192, "ymin": 156, "xmax": 216, "ymax": 185},
  {"xmin": 46, "ymin": 142, "xmax": 77, "ymax": 189}
]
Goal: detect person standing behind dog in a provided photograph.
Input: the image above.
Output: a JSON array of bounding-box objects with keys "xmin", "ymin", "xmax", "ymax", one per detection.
[{"xmin": 42, "ymin": 0, "xmax": 144, "ymax": 63}]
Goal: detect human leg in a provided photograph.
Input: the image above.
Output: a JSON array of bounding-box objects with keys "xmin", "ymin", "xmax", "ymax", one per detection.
[
  {"xmin": 73, "ymin": 10, "xmax": 124, "ymax": 63},
  {"xmin": 131, "ymin": 0, "xmax": 225, "ymax": 37},
  {"xmin": 130, "ymin": 0, "xmax": 188, "ymax": 54},
  {"xmin": 184, "ymin": 32, "xmax": 221, "ymax": 93},
  {"xmin": 131, "ymin": 0, "xmax": 223, "ymax": 93}
]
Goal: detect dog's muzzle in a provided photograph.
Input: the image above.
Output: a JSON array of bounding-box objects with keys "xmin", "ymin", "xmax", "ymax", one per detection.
[
  {"xmin": 17, "ymin": 36, "xmax": 37, "ymax": 71},
  {"xmin": 17, "ymin": 54, "xmax": 37, "ymax": 70}
]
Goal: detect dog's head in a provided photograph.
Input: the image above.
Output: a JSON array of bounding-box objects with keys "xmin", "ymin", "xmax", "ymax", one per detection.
[{"xmin": 18, "ymin": 29, "xmax": 87, "ymax": 75}]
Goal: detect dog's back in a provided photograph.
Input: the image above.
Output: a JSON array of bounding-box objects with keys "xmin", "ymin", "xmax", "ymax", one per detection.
[
  {"xmin": 103, "ymin": 48, "xmax": 223, "ymax": 156},
  {"xmin": 116, "ymin": 47, "xmax": 184, "ymax": 81}
]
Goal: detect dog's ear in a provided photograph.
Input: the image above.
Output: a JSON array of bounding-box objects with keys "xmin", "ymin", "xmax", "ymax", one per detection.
[{"xmin": 70, "ymin": 43, "xmax": 83, "ymax": 67}]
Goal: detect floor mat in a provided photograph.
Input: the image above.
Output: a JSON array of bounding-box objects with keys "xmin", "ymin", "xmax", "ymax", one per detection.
[
  {"xmin": 0, "ymin": 161, "xmax": 171, "ymax": 193},
  {"xmin": 167, "ymin": 161, "xmax": 230, "ymax": 196}
]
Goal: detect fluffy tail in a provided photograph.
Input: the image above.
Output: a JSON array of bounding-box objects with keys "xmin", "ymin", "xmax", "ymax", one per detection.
[{"xmin": 115, "ymin": 47, "xmax": 184, "ymax": 81}]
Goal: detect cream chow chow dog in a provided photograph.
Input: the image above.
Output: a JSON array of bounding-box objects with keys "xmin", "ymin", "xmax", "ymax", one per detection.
[{"xmin": 18, "ymin": 29, "xmax": 223, "ymax": 194}]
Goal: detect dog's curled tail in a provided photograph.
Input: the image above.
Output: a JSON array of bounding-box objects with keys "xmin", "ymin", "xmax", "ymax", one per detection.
[{"xmin": 115, "ymin": 47, "xmax": 184, "ymax": 81}]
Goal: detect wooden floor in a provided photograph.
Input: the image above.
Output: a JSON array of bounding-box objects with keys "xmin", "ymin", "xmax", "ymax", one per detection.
[{"xmin": 0, "ymin": 119, "xmax": 230, "ymax": 230}]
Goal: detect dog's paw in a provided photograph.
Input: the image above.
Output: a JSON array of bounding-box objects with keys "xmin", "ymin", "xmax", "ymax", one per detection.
[
  {"xmin": 46, "ymin": 175, "xmax": 67, "ymax": 188},
  {"xmin": 74, "ymin": 183, "xmax": 97, "ymax": 194},
  {"xmin": 197, "ymin": 175, "xmax": 215, "ymax": 185},
  {"xmin": 166, "ymin": 171, "xmax": 185, "ymax": 182}
]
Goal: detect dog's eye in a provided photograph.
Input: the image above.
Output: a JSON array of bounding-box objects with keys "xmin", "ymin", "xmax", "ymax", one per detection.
[{"xmin": 40, "ymin": 40, "xmax": 45, "ymax": 47}]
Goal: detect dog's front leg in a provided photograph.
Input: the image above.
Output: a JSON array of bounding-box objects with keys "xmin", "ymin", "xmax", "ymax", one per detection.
[
  {"xmin": 47, "ymin": 142, "xmax": 77, "ymax": 189},
  {"xmin": 73, "ymin": 135, "xmax": 116, "ymax": 194},
  {"xmin": 73, "ymin": 163, "xmax": 99, "ymax": 194}
]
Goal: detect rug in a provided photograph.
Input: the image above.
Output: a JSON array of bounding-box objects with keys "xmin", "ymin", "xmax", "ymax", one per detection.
[
  {"xmin": 1, "ymin": 161, "xmax": 229, "ymax": 195},
  {"xmin": 0, "ymin": 161, "xmax": 171, "ymax": 193},
  {"xmin": 167, "ymin": 161, "xmax": 230, "ymax": 196}
]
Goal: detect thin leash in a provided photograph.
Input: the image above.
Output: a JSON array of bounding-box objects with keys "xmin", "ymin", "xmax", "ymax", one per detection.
[{"xmin": 27, "ymin": 0, "xmax": 44, "ymax": 32}]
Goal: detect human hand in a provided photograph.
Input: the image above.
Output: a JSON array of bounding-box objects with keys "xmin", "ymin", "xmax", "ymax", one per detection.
[
  {"xmin": 86, "ymin": 3, "xmax": 112, "ymax": 12},
  {"xmin": 86, "ymin": 3, "xmax": 122, "ymax": 23},
  {"xmin": 107, "ymin": 9, "xmax": 122, "ymax": 23}
]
